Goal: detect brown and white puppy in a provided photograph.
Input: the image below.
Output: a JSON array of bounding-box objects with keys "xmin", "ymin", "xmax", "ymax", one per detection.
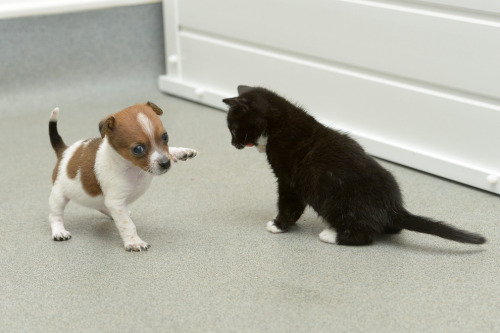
[{"xmin": 48, "ymin": 102, "xmax": 197, "ymax": 251}]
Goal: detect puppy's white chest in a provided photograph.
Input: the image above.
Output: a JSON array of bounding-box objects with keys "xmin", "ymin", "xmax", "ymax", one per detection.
[{"xmin": 123, "ymin": 168, "xmax": 153, "ymax": 204}]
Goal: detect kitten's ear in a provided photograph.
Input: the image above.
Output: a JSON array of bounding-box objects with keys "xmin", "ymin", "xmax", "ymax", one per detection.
[
  {"xmin": 223, "ymin": 97, "xmax": 249, "ymax": 112},
  {"xmin": 222, "ymin": 97, "xmax": 239, "ymax": 107},
  {"xmin": 238, "ymin": 85, "xmax": 253, "ymax": 95}
]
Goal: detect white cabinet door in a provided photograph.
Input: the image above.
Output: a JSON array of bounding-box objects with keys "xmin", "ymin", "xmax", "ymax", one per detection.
[{"xmin": 159, "ymin": 0, "xmax": 500, "ymax": 195}]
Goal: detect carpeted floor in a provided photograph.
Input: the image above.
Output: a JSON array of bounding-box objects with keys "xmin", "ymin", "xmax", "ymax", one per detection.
[
  {"xmin": 1, "ymin": 4, "xmax": 499, "ymax": 332},
  {"xmin": 1, "ymin": 89, "xmax": 499, "ymax": 332}
]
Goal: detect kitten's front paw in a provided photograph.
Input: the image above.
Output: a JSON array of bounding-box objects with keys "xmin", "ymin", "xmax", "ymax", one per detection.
[
  {"xmin": 171, "ymin": 147, "xmax": 197, "ymax": 162},
  {"xmin": 319, "ymin": 228, "xmax": 336, "ymax": 244},
  {"xmin": 124, "ymin": 239, "xmax": 150, "ymax": 252},
  {"xmin": 266, "ymin": 221, "xmax": 284, "ymax": 234}
]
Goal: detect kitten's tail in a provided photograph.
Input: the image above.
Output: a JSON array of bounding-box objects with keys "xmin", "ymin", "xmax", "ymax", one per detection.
[
  {"xmin": 392, "ymin": 210, "xmax": 486, "ymax": 244},
  {"xmin": 49, "ymin": 107, "xmax": 67, "ymax": 158}
]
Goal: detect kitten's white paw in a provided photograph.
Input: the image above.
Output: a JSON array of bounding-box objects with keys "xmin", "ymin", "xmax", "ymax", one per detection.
[
  {"xmin": 319, "ymin": 228, "xmax": 336, "ymax": 244},
  {"xmin": 266, "ymin": 221, "xmax": 284, "ymax": 234}
]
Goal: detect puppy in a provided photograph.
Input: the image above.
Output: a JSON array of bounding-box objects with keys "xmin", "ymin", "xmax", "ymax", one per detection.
[{"xmin": 48, "ymin": 102, "xmax": 197, "ymax": 251}]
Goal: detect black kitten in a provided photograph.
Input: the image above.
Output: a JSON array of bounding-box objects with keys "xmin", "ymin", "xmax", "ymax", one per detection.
[{"xmin": 223, "ymin": 85, "xmax": 486, "ymax": 246}]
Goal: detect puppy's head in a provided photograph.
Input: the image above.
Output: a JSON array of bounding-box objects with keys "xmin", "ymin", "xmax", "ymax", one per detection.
[{"xmin": 99, "ymin": 101, "xmax": 172, "ymax": 175}]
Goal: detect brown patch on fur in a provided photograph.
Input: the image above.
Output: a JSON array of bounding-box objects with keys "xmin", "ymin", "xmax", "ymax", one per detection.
[
  {"xmin": 81, "ymin": 139, "xmax": 103, "ymax": 196},
  {"xmin": 104, "ymin": 104, "xmax": 171, "ymax": 172},
  {"xmin": 67, "ymin": 145, "xmax": 83, "ymax": 179},
  {"xmin": 66, "ymin": 139, "xmax": 103, "ymax": 196}
]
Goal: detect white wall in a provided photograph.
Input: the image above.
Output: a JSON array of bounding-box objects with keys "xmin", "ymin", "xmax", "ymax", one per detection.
[{"xmin": 162, "ymin": 0, "xmax": 500, "ymax": 195}]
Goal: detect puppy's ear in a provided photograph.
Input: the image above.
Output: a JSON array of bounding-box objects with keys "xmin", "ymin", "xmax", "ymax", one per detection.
[
  {"xmin": 99, "ymin": 116, "xmax": 115, "ymax": 138},
  {"xmin": 237, "ymin": 85, "xmax": 253, "ymax": 95},
  {"xmin": 146, "ymin": 101, "xmax": 163, "ymax": 116}
]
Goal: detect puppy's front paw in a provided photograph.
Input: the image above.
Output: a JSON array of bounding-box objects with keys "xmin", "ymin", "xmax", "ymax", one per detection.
[
  {"xmin": 124, "ymin": 240, "xmax": 150, "ymax": 252},
  {"xmin": 266, "ymin": 221, "xmax": 284, "ymax": 234},
  {"xmin": 52, "ymin": 230, "xmax": 72, "ymax": 241},
  {"xmin": 171, "ymin": 147, "xmax": 197, "ymax": 162}
]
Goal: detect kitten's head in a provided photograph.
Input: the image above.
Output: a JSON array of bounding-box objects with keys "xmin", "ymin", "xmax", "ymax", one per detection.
[{"xmin": 223, "ymin": 85, "xmax": 269, "ymax": 150}]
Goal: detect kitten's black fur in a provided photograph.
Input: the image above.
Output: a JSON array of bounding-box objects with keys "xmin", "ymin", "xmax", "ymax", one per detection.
[{"xmin": 223, "ymin": 85, "xmax": 486, "ymax": 246}]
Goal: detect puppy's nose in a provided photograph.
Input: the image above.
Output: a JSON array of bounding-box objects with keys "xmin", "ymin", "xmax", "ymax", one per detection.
[{"xmin": 159, "ymin": 158, "xmax": 171, "ymax": 170}]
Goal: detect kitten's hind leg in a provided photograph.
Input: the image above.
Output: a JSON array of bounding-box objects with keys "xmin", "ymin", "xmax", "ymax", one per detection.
[
  {"xmin": 336, "ymin": 222, "xmax": 374, "ymax": 246},
  {"xmin": 319, "ymin": 228, "xmax": 337, "ymax": 244}
]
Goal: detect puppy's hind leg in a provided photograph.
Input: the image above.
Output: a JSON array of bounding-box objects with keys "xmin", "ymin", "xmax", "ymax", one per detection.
[{"xmin": 49, "ymin": 187, "xmax": 71, "ymax": 241}]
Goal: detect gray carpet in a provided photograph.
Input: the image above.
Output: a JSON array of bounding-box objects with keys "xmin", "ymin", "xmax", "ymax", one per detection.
[{"xmin": 1, "ymin": 4, "xmax": 499, "ymax": 333}]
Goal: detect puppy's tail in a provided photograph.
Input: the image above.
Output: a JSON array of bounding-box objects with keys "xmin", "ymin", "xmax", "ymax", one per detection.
[
  {"xmin": 49, "ymin": 107, "xmax": 67, "ymax": 157},
  {"xmin": 392, "ymin": 209, "xmax": 486, "ymax": 244}
]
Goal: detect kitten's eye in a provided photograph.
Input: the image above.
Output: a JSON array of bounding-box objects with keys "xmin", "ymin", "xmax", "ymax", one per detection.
[
  {"xmin": 162, "ymin": 132, "xmax": 169, "ymax": 143},
  {"xmin": 132, "ymin": 145, "xmax": 146, "ymax": 156},
  {"xmin": 230, "ymin": 129, "xmax": 237, "ymax": 137}
]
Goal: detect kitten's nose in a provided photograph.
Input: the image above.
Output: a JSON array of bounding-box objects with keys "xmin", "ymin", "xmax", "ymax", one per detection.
[
  {"xmin": 159, "ymin": 158, "xmax": 171, "ymax": 169},
  {"xmin": 232, "ymin": 141, "xmax": 245, "ymax": 150}
]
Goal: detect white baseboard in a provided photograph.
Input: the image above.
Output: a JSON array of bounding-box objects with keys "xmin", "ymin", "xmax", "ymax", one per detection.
[{"xmin": 158, "ymin": 76, "xmax": 228, "ymax": 110}]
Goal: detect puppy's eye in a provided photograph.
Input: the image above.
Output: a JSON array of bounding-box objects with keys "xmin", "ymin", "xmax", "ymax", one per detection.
[
  {"xmin": 162, "ymin": 132, "xmax": 169, "ymax": 143},
  {"xmin": 132, "ymin": 145, "xmax": 146, "ymax": 156}
]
